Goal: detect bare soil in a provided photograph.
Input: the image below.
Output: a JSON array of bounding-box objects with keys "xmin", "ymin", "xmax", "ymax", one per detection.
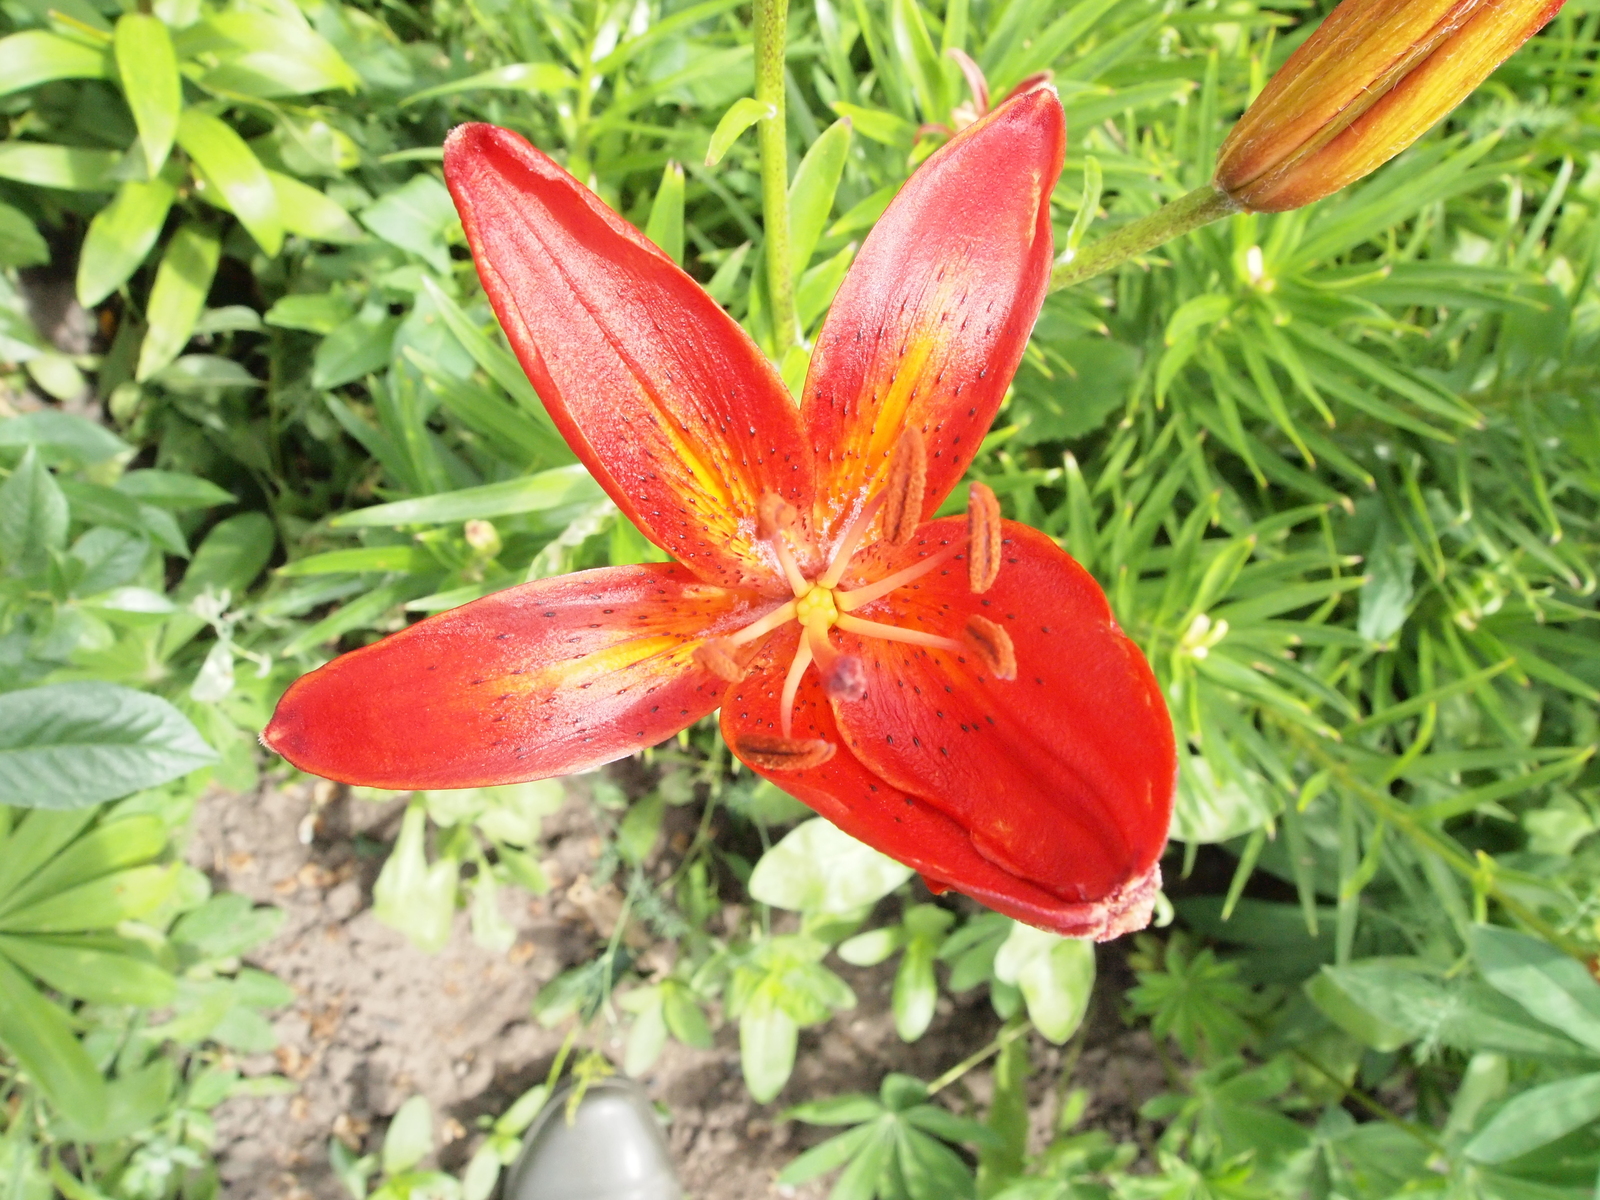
[{"xmin": 188, "ymin": 778, "xmax": 1167, "ymax": 1200}]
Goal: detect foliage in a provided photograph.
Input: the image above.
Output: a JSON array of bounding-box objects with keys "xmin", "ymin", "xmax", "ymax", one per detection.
[{"xmin": 1, "ymin": 0, "xmax": 1598, "ymax": 1194}]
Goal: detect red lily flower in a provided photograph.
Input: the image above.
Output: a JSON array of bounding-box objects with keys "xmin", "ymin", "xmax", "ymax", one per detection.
[{"xmin": 263, "ymin": 89, "xmax": 1176, "ymax": 940}]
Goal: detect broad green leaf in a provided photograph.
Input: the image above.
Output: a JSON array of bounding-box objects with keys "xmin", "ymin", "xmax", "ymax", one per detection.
[
  {"xmin": 740, "ymin": 996, "xmax": 798, "ymax": 1103},
  {"xmin": 177, "ymin": 511, "xmax": 275, "ymax": 601},
  {"xmin": 704, "ymin": 96, "xmax": 773, "ymax": 166},
  {"xmin": 0, "ymin": 934, "xmax": 175, "ymax": 1006},
  {"xmin": 0, "ymin": 200, "xmax": 48, "ymax": 268},
  {"xmin": 76, "ymin": 178, "xmax": 177, "ymax": 307},
  {"xmin": 0, "ymin": 411, "xmax": 131, "ymax": 465},
  {"xmin": 624, "ymin": 990, "xmax": 668, "ymax": 1076},
  {"xmin": 177, "ymin": 109, "xmax": 282, "ymax": 254},
  {"xmin": 116, "ymin": 470, "xmax": 233, "ymax": 510},
  {"xmin": 399, "ymin": 60, "xmax": 575, "ymax": 107},
  {"xmin": 383, "ymin": 1095, "xmax": 434, "ymax": 1174},
  {"xmin": 360, "ymin": 173, "xmax": 457, "ymax": 273},
  {"xmin": 0, "ymin": 682, "xmax": 216, "ymax": 809},
  {"xmin": 830, "ymin": 102, "xmax": 915, "ymax": 147},
  {"xmin": 0, "ymin": 142, "xmax": 119, "ymax": 191},
  {"xmin": 993, "ymin": 925, "xmax": 1094, "ymax": 1044},
  {"xmin": 186, "ymin": 10, "xmax": 360, "ymax": 96},
  {"xmin": 1472, "ymin": 925, "xmax": 1600, "ymax": 1057},
  {"xmin": 270, "ymin": 171, "xmax": 362, "ymax": 243},
  {"xmin": 1465, "ymin": 1072, "xmax": 1600, "ymax": 1164},
  {"xmin": 114, "ymin": 14, "xmax": 180, "ymax": 176},
  {"xmin": 645, "ymin": 160, "xmax": 685, "ymax": 266},
  {"xmin": 0, "ymin": 30, "xmax": 111, "ymax": 95},
  {"xmin": 311, "ymin": 310, "xmax": 399, "ymax": 389},
  {"xmin": 0, "ymin": 956, "xmax": 106, "ymax": 1126},
  {"xmin": 372, "ymin": 804, "xmax": 457, "ymax": 953},
  {"xmin": 788, "ymin": 117, "xmax": 851, "ymax": 274},
  {"xmin": 136, "ymin": 221, "xmax": 221, "ymax": 381},
  {"xmin": 265, "ymin": 291, "xmax": 354, "ymax": 334},
  {"xmin": 749, "ymin": 818, "xmax": 913, "ymax": 914},
  {"xmin": 329, "ymin": 465, "xmax": 602, "ymax": 527},
  {"xmin": 0, "ymin": 446, "xmax": 68, "ymax": 575}
]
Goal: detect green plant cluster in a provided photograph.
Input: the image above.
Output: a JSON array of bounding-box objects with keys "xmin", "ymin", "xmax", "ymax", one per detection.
[{"xmin": 1, "ymin": 0, "xmax": 1598, "ymax": 1196}]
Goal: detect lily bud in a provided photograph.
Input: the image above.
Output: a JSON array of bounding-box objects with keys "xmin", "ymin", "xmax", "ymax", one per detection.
[{"xmin": 1214, "ymin": 0, "xmax": 1564, "ymax": 212}]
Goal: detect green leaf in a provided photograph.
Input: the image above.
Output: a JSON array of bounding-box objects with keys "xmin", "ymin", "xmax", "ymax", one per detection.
[
  {"xmin": 0, "ymin": 446, "xmax": 68, "ymax": 575},
  {"xmin": 116, "ymin": 470, "xmax": 233, "ymax": 510},
  {"xmin": 270, "ymin": 171, "xmax": 363, "ymax": 243},
  {"xmin": 704, "ymin": 96, "xmax": 773, "ymax": 166},
  {"xmin": 645, "ymin": 161, "xmax": 685, "ymax": 266},
  {"xmin": 330, "ymin": 465, "xmax": 602, "ymax": 527},
  {"xmin": 372, "ymin": 804, "xmax": 458, "ymax": 953},
  {"xmin": 0, "ymin": 934, "xmax": 176, "ymax": 1006},
  {"xmin": 1472, "ymin": 925, "xmax": 1600, "ymax": 1057},
  {"xmin": 76, "ymin": 178, "xmax": 177, "ymax": 307},
  {"xmin": 788, "ymin": 117, "xmax": 851, "ymax": 274},
  {"xmin": 992, "ymin": 925, "xmax": 1094, "ymax": 1044},
  {"xmin": 265, "ymin": 291, "xmax": 354, "ymax": 334},
  {"xmin": 185, "ymin": 10, "xmax": 360, "ymax": 97},
  {"xmin": 0, "ymin": 956, "xmax": 106, "ymax": 1126},
  {"xmin": 135, "ymin": 221, "xmax": 221, "ymax": 381},
  {"xmin": 740, "ymin": 996, "xmax": 798, "ymax": 1104},
  {"xmin": 1465, "ymin": 1072, "xmax": 1600, "ymax": 1164},
  {"xmin": 383, "ymin": 1095, "xmax": 435, "ymax": 1175},
  {"xmin": 830, "ymin": 102, "xmax": 915, "ymax": 147},
  {"xmin": 0, "ymin": 201, "xmax": 49, "ymax": 268},
  {"xmin": 312, "ymin": 310, "xmax": 399, "ymax": 389},
  {"xmin": 114, "ymin": 14, "xmax": 180, "ymax": 177},
  {"xmin": 0, "ymin": 864, "xmax": 176, "ymax": 932},
  {"xmin": 0, "ymin": 142, "xmax": 120, "ymax": 191},
  {"xmin": 0, "ymin": 30, "xmax": 111, "ymax": 96},
  {"xmin": 399, "ymin": 60, "xmax": 575, "ymax": 107},
  {"xmin": 177, "ymin": 109, "xmax": 282, "ymax": 255},
  {"xmin": 177, "ymin": 511, "xmax": 275, "ymax": 601},
  {"xmin": 360, "ymin": 174, "xmax": 458, "ymax": 273},
  {"xmin": 0, "ymin": 815, "xmax": 167, "ymax": 916},
  {"xmin": 748, "ymin": 818, "xmax": 913, "ymax": 914},
  {"xmin": 775, "ymin": 1123, "xmax": 879, "ymax": 1185},
  {"xmin": 0, "ymin": 682, "xmax": 216, "ymax": 809},
  {"xmin": 0, "ymin": 411, "xmax": 131, "ymax": 465}
]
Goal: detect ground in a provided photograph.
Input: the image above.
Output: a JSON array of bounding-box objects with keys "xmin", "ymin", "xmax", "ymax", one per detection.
[{"xmin": 188, "ymin": 777, "xmax": 1168, "ymax": 1200}]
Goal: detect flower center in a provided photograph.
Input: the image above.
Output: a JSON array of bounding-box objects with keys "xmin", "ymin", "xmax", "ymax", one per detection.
[{"xmin": 696, "ymin": 432, "xmax": 1018, "ymax": 771}]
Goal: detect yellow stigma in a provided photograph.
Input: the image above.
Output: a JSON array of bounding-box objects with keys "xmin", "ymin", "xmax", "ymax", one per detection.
[{"xmin": 794, "ymin": 584, "xmax": 840, "ymax": 629}]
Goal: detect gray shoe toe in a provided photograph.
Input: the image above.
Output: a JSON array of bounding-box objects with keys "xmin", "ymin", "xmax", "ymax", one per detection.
[{"xmin": 502, "ymin": 1079, "xmax": 681, "ymax": 1200}]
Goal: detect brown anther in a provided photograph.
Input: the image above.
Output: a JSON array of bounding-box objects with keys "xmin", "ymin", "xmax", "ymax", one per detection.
[
  {"xmin": 822, "ymin": 654, "xmax": 867, "ymax": 702},
  {"xmin": 735, "ymin": 734, "xmax": 836, "ymax": 772},
  {"xmin": 882, "ymin": 426, "xmax": 926, "ymax": 546},
  {"xmin": 692, "ymin": 639, "xmax": 747, "ymax": 683},
  {"xmin": 965, "ymin": 615, "xmax": 1016, "ymax": 680},
  {"xmin": 758, "ymin": 492, "xmax": 797, "ymax": 539},
  {"xmin": 967, "ymin": 481, "xmax": 1002, "ymax": 594}
]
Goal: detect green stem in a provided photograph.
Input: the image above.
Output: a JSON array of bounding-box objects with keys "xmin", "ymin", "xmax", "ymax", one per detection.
[
  {"xmin": 926, "ymin": 1018, "xmax": 1032, "ymax": 1097},
  {"xmin": 1050, "ymin": 184, "xmax": 1239, "ymax": 292},
  {"xmin": 753, "ymin": 0, "xmax": 796, "ymax": 356}
]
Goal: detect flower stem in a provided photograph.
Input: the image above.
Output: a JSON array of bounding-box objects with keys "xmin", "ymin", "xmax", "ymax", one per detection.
[
  {"xmin": 753, "ymin": 0, "xmax": 796, "ymax": 356},
  {"xmin": 1049, "ymin": 184, "xmax": 1239, "ymax": 292}
]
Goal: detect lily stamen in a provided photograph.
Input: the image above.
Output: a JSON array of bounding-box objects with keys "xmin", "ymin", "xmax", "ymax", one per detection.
[
  {"xmin": 778, "ymin": 637, "xmax": 814, "ymax": 739},
  {"xmin": 817, "ymin": 491, "xmax": 886, "ymax": 590},
  {"xmin": 726, "ymin": 600, "xmax": 798, "ymax": 645},
  {"xmin": 837, "ymin": 540, "xmax": 966, "ymax": 611},
  {"xmin": 835, "ymin": 613, "xmax": 964, "ymax": 654}
]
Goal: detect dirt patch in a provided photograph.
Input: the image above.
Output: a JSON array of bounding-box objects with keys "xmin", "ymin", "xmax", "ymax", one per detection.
[{"xmin": 189, "ymin": 778, "xmax": 1167, "ymax": 1199}]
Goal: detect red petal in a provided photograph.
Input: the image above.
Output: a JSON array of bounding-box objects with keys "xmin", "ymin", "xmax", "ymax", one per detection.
[
  {"xmin": 444, "ymin": 124, "xmax": 813, "ymax": 591},
  {"xmin": 829, "ymin": 519, "xmax": 1174, "ymax": 913},
  {"xmin": 801, "ymin": 90, "xmax": 1064, "ymax": 542},
  {"xmin": 264, "ymin": 564, "xmax": 773, "ymax": 789},
  {"xmin": 722, "ymin": 621, "xmax": 1163, "ymax": 939}
]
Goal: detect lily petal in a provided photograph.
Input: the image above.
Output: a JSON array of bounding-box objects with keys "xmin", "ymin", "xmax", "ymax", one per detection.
[
  {"xmin": 264, "ymin": 563, "xmax": 777, "ymax": 789},
  {"xmin": 444, "ymin": 124, "xmax": 814, "ymax": 590},
  {"xmin": 828, "ymin": 519, "xmax": 1173, "ymax": 910},
  {"xmin": 801, "ymin": 90, "xmax": 1064, "ymax": 543},
  {"xmin": 721, "ymin": 624, "xmax": 1158, "ymax": 939}
]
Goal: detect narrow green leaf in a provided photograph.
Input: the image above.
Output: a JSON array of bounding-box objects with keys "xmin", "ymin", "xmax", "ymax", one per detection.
[
  {"xmin": 270, "ymin": 171, "xmax": 362, "ymax": 243},
  {"xmin": 1466, "ymin": 1072, "xmax": 1600, "ymax": 1164},
  {"xmin": 0, "ymin": 30, "xmax": 111, "ymax": 96},
  {"xmin": 135, "ymin": 221, "xmax": 220, "ymax": 381},
  {"xmin": 1473, "ymin": 926, "xmax": 1600, "ymax": 1057},
  {"xmin": 0, "ymin": 956, "xmax": 106, "ymax": 1126},
  {"xmin": 704, "ymin": 96, "xmax": 773, "ymax": 166},
  {"xmin": 177, "ymin": 109, "xmax": 282, "ymax": 254},
  {"xmin": 645, "ymin": 161, "xmax": 685, "ymax": 266},
  {"xmin": 788, "ymin": 117, "xmax": 851, "ymax": 274},
  {"xmin": 399, "ymin": 60, "xmax": 575, "ymax": 107},
  {"xmin": 0, "ymin": 142, "xmax": 119, "ymax": 191},
  {"xmin": 0, "ymin": 864, "xmax": 176, "ymax": 932},
  {"xmin": 114, "ymin": 14, "xmax": 180, "ymax": 177},
  {"xmin": 0, "ymin": 934, "xmax": 175, "ymax": 1006},
  {"xmin": 76, "ymin": 178, "xmax": 176, "ymax": 307}
]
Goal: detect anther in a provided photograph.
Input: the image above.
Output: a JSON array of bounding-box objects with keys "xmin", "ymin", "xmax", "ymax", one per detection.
[
  {"xmin": 967, "ymin": 481, "xmax": 1002, "ymax": 593},
  {"xmin": 882, "ymin": 427, "xmax": 926, "ymax": 546},
  {"xmin": 822, "ymin": 654, "xmax": 867, "ymax": 702},
  {"xmin": 758, "ymin": 492, "xmax": 797, "ymax": 539},
  {"xmin": 736, "ymin": 734, "xmax": 836, "ymax": 772},
  {"xmin": 965, "ymin": 615, "xmax": 1016, "ymax": 680},
  {"xmin": 693, "ymin": 638, "xmax": 747, "ymax": 683}
]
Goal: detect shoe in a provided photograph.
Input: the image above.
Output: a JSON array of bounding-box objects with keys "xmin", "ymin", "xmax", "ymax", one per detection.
[{"xmin": 502, "ymin": 1077, "xmax": 682, "ymax": 1200}]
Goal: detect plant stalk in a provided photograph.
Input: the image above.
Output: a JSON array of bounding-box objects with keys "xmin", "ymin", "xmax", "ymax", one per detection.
[
  {"xmin": 1050, "ymin": 184, "xmax": 1239, "ymax": 292},
  {"xmin": 753, "ymin": 0, "xmax": 796, "ymax": 356}
]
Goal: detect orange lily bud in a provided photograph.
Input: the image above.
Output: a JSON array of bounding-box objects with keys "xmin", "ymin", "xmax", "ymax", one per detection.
[{"xmin": 1214, "ymin": 0, "xmax": 1565, "ymax": 212}]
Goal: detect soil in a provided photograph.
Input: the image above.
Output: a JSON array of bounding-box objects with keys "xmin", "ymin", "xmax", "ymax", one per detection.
[{"xmin": 188, "ymin": 777, "xmax": 1169, "ymax": 1200}]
